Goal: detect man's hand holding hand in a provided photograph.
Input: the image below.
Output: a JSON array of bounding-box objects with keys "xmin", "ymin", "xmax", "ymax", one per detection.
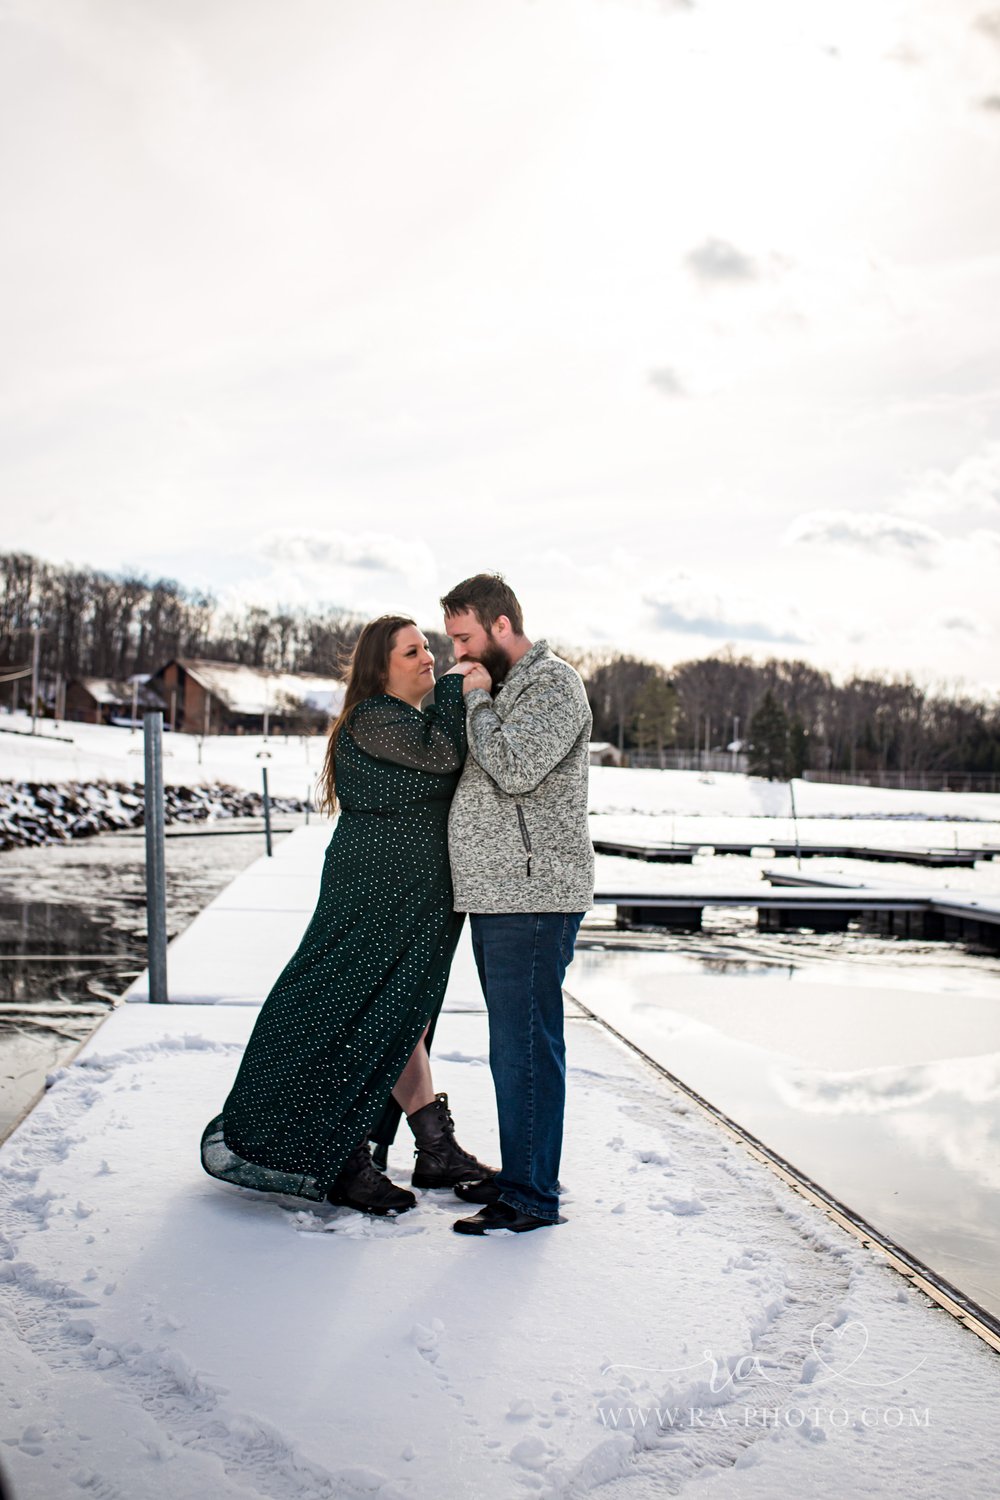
[
  {"xmin": 461, "ymin": 662, "xmax": 492, "ymax": 695},
  {"xmin": 445, "ymin": 660, "xmax": 492, "ymax": 695}
]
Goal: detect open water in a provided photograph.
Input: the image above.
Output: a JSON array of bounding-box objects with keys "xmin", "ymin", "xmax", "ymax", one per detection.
[{"xmin": 0, "ymin": 819, "xmax": 298, "ymax": 1136}]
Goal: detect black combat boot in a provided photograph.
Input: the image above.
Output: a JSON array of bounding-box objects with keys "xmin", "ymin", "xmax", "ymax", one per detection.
[
  {"xmin": 453, "ymin": 1201, "xmax": 564, "ymax": 1235},
  {"xmin": 454, "ymin": 1176, "xmax": 502, "ymax": 1205},
  {"xmin": 327, "ymin": 1140, "xmax": 417, "ymax": 1216},
  {"xmin": 407, "ymin": 1092, "xmax": 495, "ymax": 1189}
]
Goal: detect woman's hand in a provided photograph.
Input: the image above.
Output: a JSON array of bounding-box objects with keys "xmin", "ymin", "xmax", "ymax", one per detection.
[
  {"xmin": 444, "ymin": 659, "xmax": 492, "ymax": 694},
  {"xmin": 460, "ymin": 662, "xmax": 492, "ymax": 695}
]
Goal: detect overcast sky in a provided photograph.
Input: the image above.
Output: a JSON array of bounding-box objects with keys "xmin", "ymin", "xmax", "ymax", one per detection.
[{"xmin": 2, "ymin": 0, "xmax": 999, "ymax": 690}]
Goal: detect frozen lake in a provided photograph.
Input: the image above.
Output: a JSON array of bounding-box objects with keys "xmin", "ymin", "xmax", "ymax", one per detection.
[{"xmin": 573, "ymin": 833, "xmax": 1000, "ymax": 1321}]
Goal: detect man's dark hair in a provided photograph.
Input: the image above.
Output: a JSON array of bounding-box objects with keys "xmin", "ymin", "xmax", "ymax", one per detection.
[{"xmin": 440, "ymin": 573, "xmax": 524, "ymax": 635}]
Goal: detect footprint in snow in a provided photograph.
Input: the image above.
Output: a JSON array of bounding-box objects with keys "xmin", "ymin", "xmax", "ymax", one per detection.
[{"xmin": 649, "ymin": 1193, "xmax": 706, "ymax": 1215}]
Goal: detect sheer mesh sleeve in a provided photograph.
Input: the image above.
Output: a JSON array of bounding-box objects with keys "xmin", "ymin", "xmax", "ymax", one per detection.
[{"xmin": 346, "ymin": 673, "xmax": 466, "ymax": 773}]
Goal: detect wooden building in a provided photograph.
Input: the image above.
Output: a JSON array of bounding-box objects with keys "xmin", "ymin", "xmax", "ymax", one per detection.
[
  {"xmin": 65, "ymin": 676, "xmax": 165, "ymax": 726},
  {"xmin": 147, "ymin": 659, "xmax": 345, "ymax": 735},
  {"xmin": 589, "ymin": 741, "xmax": 625, "ymax": 767}
]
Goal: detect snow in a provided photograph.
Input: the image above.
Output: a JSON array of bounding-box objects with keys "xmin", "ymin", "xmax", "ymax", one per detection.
[
  {"xmin": 3, "ymin": 713, "xmax": 1000, "ymax": 831},
  {"xmin": 4, "ymin": 1000, "xmax": 1000, "ymax": 1499},
  {"xmin": 0, "ymin": 711, "xmax": 328, "ymax": 801},
  {"xmin": 2, "ymin": 830, "xmax": 1000, "ymax": 1498},
  {"xmin": 171, "ymin": 659, "xmax": 346, "ymax": 718},
  {"xmin": 588, "ymin": 766, "xmax": 1000, "ymax": 826},
  {"xmin": 74, "ymin": 676, "xmax": 157, "ymax": 708}
]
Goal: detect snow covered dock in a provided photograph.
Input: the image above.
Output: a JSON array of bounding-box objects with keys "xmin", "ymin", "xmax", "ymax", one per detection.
[{"xmin": 2, "ymin": 829, "xmax": 1000, "ymax": 1499}]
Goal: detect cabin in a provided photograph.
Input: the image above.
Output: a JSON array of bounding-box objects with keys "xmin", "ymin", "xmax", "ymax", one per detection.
[
  {"xmin": 146, "ymin": 659, "xmax": 346, "ymax": 735},
  {"xmin": 65, "ymin": 676, "xmax": 165, "ymax": 726},
  {"xmin": 589, "ymin": 741, "xmax": 625, "ymax": 767}
]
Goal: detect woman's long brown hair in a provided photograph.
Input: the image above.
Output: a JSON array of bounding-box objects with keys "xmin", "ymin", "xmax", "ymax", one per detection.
[{"xmin": 318, "ymin": 615, "xmax": 415, "ymax": 814}]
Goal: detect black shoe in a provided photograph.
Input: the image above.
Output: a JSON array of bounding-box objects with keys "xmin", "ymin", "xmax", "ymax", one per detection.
[
  {"xmin": 327, "ymin": 1141, "xmax": 416, "ymax": 1216},
  {"xmin": 453, "ymin": 1176, "xmax": 501, "ymax": 1205},
  {"xmin": 453, "ymin": 1201, "xmax": 564, "ymax": 1235},
  {"xmin": 407, "ymin": 1092, "xmax": 495, "ymax": 1188}
]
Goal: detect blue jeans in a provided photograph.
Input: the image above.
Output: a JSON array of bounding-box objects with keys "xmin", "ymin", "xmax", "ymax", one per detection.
[{"xmin": 469, "ymin": 912, "xmax": 584, "ymax": 1222}]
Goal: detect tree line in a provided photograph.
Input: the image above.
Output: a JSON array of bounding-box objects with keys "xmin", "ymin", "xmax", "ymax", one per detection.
[
  {"xmin": 0, "ymin": 551, "xmax": 366, "ymax": 684},
  {"xmin": 581, "ymin": 647, "xmax": 1000, "ymax": 776},
  {"xmin": 3, "ymin": 551, "xmax": 998, "ymax": 775}
]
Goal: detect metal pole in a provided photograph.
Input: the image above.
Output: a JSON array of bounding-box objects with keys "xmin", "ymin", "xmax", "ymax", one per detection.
[
  {"xmin": 262, "ymin": 766, "xmax": 273, "ymax": 856},
  {"xmin": 30, "ymin": 626, "xmax": 40, "ymax": 734},
  {"xmin": 144, "ymin": 711, "xmax": 169, "ymax": 1002},
  {"xmin": 789, "ymin": 776, "xmax": 802, "ymax": 872},
  {"xmin": 131, "ymin": 678, "xmax": 139, "ymax": 733},
  {"xmin": 304, "ymin": 785, "xmax": 310, "ymax": 825}
]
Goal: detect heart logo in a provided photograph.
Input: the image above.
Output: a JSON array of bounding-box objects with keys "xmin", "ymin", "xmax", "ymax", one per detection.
[{"xmin": 810, "ymin": 1320, "xmax": 869, "ymax": 1380}]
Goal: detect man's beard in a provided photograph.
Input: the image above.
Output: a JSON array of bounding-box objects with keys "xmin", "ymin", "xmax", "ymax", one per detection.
[{"xmin": 475, "ymin": 639, "xmax": 511, "ymax": 690}]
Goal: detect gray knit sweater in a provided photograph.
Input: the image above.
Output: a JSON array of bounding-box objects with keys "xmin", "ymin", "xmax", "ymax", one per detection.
[{"xmin": 448, "ymin": 640, "xmax": 594, "ymax": 914}]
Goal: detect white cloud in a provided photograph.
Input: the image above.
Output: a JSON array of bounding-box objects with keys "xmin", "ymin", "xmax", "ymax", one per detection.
[
  {"xmin": 934, "ymin": 611, "xmax": 987, "ymax": 637},
  {"xmin": 975, "ymin": 10, "xmax": 1000, "ymax": 46},
  {"xmin": 259, "ymin": 530, "xmax": 421, "ymax": 578},
  {"xmin": 784, "ymin": 510, "xmax": 944, "ymax": 561},
  {"xmin": 643, "ymin": 575, "xmax": 809, "ymax": 646},
  {"xmin": 896, "ymin": 442, "xmax": 1000, "ymax": 518},
  {"xmin": 648, "ymin": 366, "xmax": 688, "ymax": 397},
  {"xmin": 684, "ymin": 236, "xmax": 758, "ymax": 284},
  {"xmin": 222, "ymin": 528, "xmax": 441, "ymax": 619}
]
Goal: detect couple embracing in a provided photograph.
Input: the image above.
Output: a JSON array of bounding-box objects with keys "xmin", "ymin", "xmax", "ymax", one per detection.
[{"xmin": 202, "ymin": 573, "xmax": 594, "ymax": 1234}]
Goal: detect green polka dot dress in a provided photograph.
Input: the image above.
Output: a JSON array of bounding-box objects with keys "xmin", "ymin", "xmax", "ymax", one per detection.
[{"xmin": 201, "ymin": 672, "xmax": 466, "ymax": 1202}]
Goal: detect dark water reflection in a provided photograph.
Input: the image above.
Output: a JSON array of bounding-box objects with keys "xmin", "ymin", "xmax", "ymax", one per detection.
[
  {"xmin": 0, "ymin": 898, "xmax": 139, "ymax": 1005},
  {"xmin": 0, "ymin": 820, "xmax": 295, "ymax": 1135}
]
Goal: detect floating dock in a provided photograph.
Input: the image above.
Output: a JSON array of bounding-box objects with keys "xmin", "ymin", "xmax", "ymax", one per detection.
[
  {"xmin": 596, "ymin": 880, "xmax": 1000, "ymax": 944},
  {"xmin": 593, "ymin": 837, "xmax": 990, "ymax": 868}
]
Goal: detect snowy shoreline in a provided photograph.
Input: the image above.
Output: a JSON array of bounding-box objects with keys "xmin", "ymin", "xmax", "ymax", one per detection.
[
  {"xmin": 0, "ymin": 780, "xmax": 306, "ymax": 851},
  {"xmin": 3, "ymin": 713, "xmax": 1000, "ymax": 855}
]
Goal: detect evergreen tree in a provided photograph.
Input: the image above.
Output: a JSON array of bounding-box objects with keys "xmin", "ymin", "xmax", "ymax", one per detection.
[
  {"xmin": 749, "ymin": 691, "xmax": 790, "ymax": 779},
  {"xmin": 633, "ymin": 673, "xmax": 678, "ymax": 759}
]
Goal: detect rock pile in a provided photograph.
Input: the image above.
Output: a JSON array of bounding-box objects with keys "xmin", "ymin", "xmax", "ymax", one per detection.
[{"xmin": 0, "ymin": 781, "xmax": 307, "ymax": 850}]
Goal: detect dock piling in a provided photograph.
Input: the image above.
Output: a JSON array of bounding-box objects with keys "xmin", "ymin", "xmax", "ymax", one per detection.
[
  {"xmin": 143, "ymin": 711, "xmax": 169, "ymax": 1002},
  {"xmin": 263, "ymin": 767, "xmax": 273, "ymax": 856}
]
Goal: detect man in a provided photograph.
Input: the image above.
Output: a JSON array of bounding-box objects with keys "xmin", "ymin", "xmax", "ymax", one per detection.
[{"xmin": 442, "ymin": 573, "xmax": 594, "ymax": 1234}]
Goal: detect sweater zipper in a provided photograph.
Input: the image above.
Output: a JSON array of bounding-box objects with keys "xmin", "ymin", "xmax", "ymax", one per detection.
[{"xmin": 515, "ymin": 804, "xmax": 532, "ymax": 878}]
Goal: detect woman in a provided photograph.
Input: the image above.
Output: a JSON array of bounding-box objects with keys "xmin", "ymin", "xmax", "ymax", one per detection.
[{"xmin": 201, "ymin": 615, "xmax": 492, "ymax": 1216}]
